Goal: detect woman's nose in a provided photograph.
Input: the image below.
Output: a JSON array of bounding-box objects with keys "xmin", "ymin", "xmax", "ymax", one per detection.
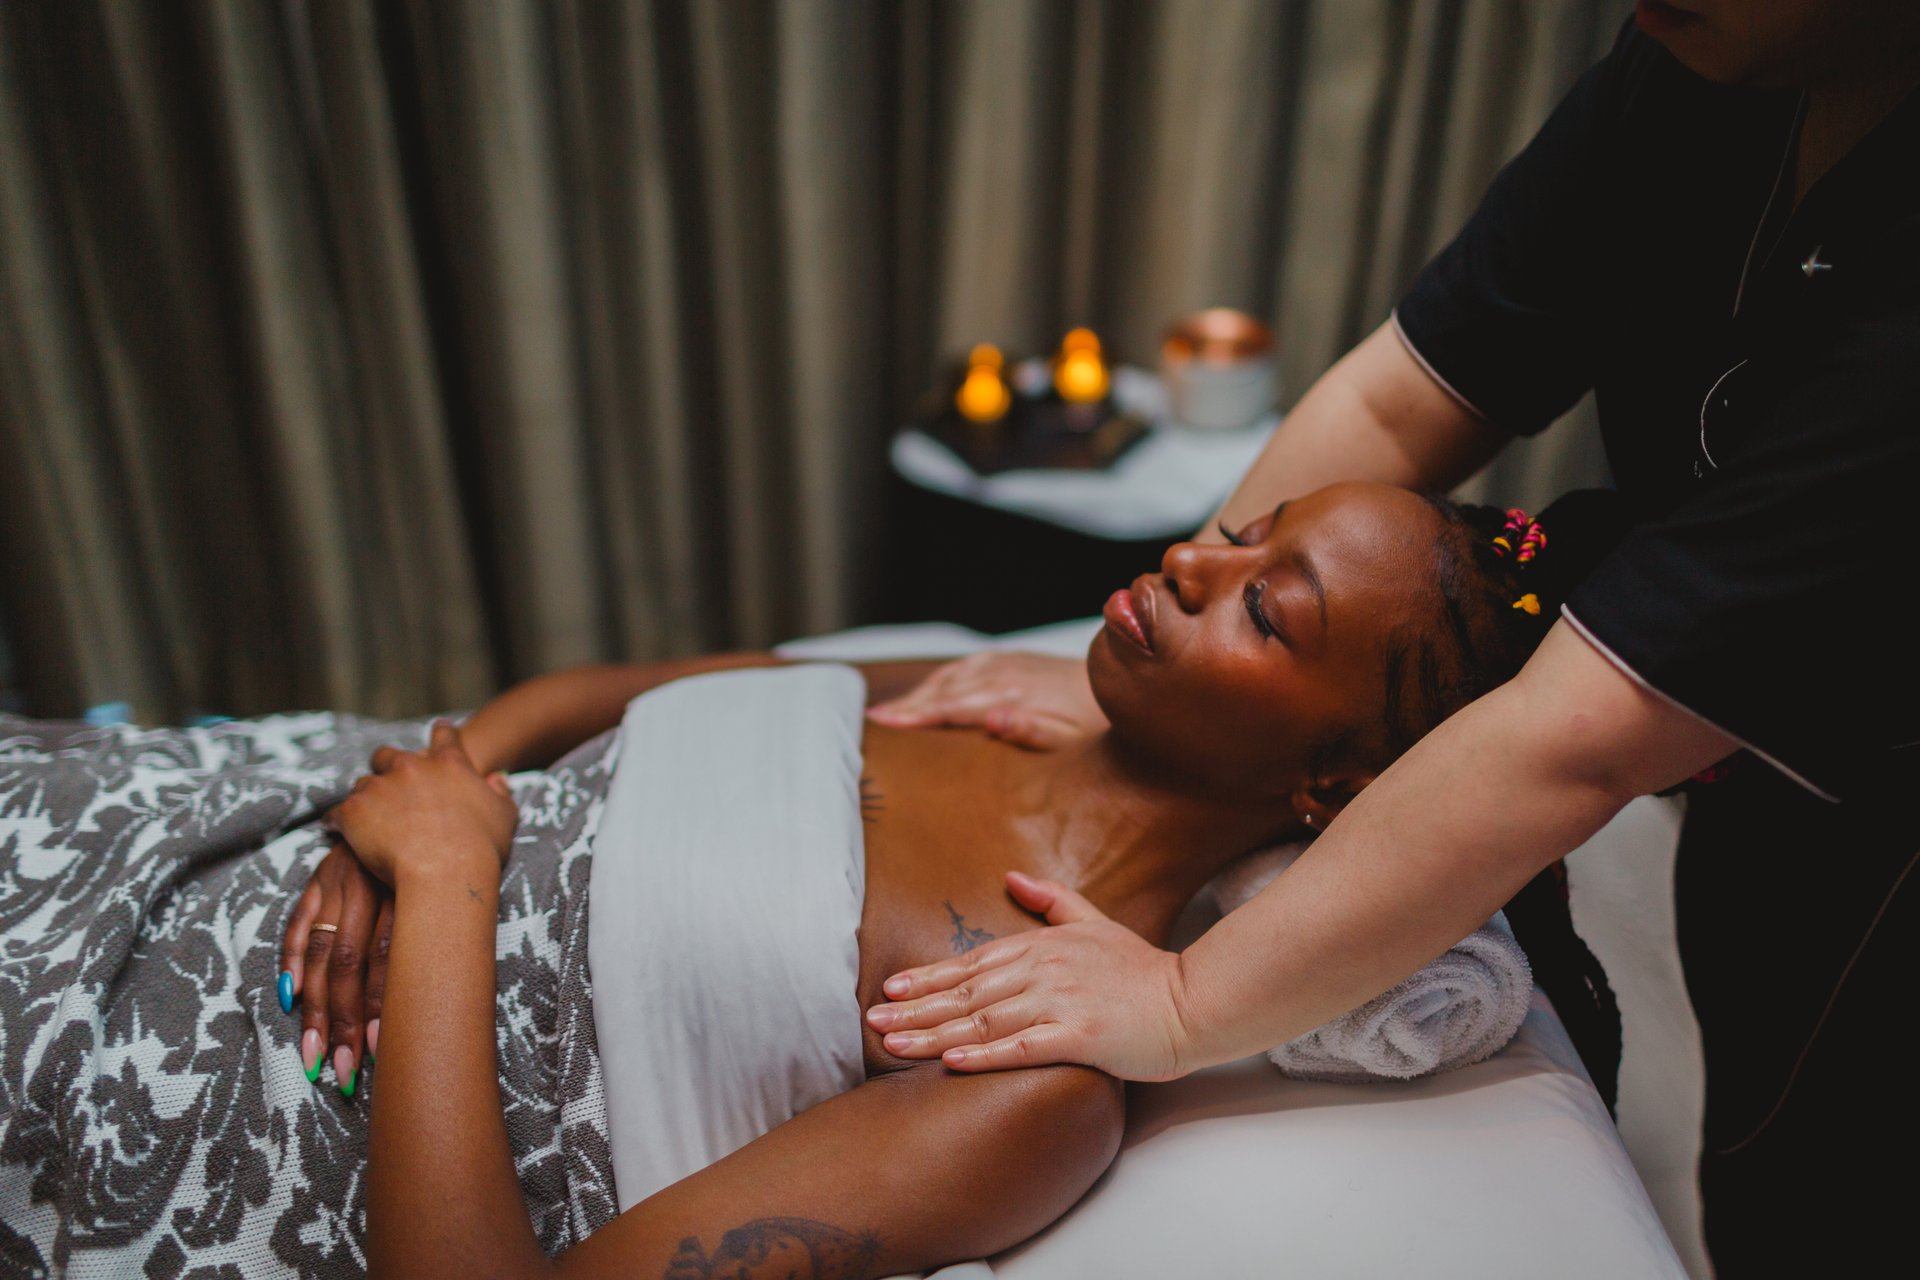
[{"xmin": 1161, "ymin": 540, "xmax": 1240, "ymax": 612}]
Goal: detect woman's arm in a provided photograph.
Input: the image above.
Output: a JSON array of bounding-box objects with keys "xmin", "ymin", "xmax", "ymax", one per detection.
[
  {"xmin": 336, "ymin": 727, "xmax": 1121, "ymax": 1280},
  {"xmin": 460, "ymin": 658, "xmax": 947, "ymax": 776},
  {"xmin": 558, "ymin": 1061, "xmax": 1120, "ymax": 1278},
  {"xmin": 457, "ymin": 656, "xmax": 780, "ymax": 775}
]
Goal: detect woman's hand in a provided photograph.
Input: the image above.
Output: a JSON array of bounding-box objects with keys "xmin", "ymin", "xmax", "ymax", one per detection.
[
  {"xmin": 865, "ymin": 652, "xmax": 1107, "ymax": 750},
  {"xmin": 325, "ymin": 722, "xmax": 518, "ymax": 890},
  {"xmin": 280, "ymin": 840, "xmax": 393, "ymax": 1096},
  {"xmin": 863, "ymin": 871, "xmax": 1197, "ymax": 1081}
]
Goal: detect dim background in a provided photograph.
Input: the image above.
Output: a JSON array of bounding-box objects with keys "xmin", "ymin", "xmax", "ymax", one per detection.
[{"xmin": 0, "ymin": 0, "xmax": 1624, "ymax": 722}]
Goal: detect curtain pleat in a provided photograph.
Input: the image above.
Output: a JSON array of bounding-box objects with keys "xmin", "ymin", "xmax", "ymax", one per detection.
[{"xmin": 0, "ymin": 0, "xmax": 1627, "ymax": 720}]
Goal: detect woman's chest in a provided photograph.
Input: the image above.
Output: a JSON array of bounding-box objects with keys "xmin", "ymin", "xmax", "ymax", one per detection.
[{"xmin": 852, "ymin": 734, "xmax": 1048, "ymax": 1074}]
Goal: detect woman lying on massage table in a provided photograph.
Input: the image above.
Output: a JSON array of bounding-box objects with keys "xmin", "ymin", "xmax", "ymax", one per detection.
[{"xmin": 285, "ymin": 481, "xmax": 1618, "ymax": 1278}]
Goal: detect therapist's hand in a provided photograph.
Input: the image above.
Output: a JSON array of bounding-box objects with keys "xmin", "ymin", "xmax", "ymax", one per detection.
[
  {"xmin": 865, "ymin": 870, "xmax": 1195, "ymax": 1081},
  {"xmin": 865, "ymin": 652, "xmax": 1107, "ymax": 750}
]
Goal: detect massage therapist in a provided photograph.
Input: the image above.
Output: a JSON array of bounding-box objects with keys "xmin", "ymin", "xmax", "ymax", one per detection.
[{"xmin": 866, "ymin": 3, "xmax": 1920, "ymax": 1271}]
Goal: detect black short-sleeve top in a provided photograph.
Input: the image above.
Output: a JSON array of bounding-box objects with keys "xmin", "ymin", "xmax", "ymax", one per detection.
[{"xmin": 1395, "ymin": 21, "xmax": 1920, "ymax": 803}]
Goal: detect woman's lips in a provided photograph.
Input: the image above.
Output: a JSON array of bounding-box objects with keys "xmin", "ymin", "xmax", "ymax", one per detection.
[
  {"xmin": 1103, "ymin": 585, "xmax": 1152, "ymax": 654},
  {"xmin": 1131, "ymin": 576, "xmax": 1157, "ymax": 649}
]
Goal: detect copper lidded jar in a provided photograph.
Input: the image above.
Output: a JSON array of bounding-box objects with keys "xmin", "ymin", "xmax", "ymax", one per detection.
[{"xmin": 1160, "ymin": 308, "xmax": 1277, "ymax": 431}]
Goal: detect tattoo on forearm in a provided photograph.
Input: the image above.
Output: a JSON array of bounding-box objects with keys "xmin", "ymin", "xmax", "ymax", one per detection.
[
  {"xmin": 858, "ymin": 775, "xmax": 884, "ymax": 825},
  {"xmin": 664, "ymin": 1217, "xmax": 880, "ymax": 1280},
  {"xmin": 944, "ymin": 900, "xmax": 994, "ymax": 954}
]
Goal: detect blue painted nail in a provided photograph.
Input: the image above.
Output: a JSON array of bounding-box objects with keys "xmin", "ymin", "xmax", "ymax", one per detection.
[{"xmin": 277, "ymin": 971, "xmax": 294, "ymax": 1014}]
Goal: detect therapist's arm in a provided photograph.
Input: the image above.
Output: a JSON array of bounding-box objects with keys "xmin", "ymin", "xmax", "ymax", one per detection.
[
  {"xmin": 867, "ymin": 622, "xmax": 1736, "ymax": 1079},
  {"xmin": 1203, "ymin": 319, "xmax": 1507, "ymax": 538}
]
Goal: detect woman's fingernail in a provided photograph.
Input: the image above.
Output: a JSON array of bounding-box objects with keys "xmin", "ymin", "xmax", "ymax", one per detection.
[
  {"xmin": 366, "ymin": 1018, "xmax": 380, "ymax": 1062},
  {"xmin": 885, "ymin": 1032, "xmax": 919, "ymax": 1053},
  {"xmin": 335, "ymin": 1046, "xmax": 356, "ymax": 1098},
  {"xmin": 865, "ymin": 1006, "xmax": 893, "ymax": 1028},
  {"xmin": 277, "ymin": 971, "xmax": 294, "ymax": 1014},
  {"xmin": 301, "ymin": 1030, "xmax": 322, "ymax": 1082},
  {"xmin": 884, "ymin": 975, "xmax": 909, "ymax": 997},
  {"xmin": 944, "ymin": 1048, "xmax": 973, "ymax": 1066}
]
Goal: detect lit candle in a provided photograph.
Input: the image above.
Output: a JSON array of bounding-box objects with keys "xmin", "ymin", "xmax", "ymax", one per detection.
[
  {"xmin": 1053, "ymin": 327, "xmax": 1110, "ymax": 404},
  {"xmin": 956, "ymin": 343, "xmax": 1013, "ymax": 424}
]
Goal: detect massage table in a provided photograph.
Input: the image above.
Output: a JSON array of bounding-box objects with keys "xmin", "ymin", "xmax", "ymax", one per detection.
[{"xmin": 780, "ymin": 619, "xmax": 1690, "ymax": 1280}]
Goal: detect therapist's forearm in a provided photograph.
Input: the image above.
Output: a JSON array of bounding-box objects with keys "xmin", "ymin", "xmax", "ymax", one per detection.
[
  {"xmin": 1202, "ymin": 321, "xmax": 1507, "ymax": 541},
  {"xmin": 1171, "ymin": 624, "xmax": 1734, "ymax": 1069}
]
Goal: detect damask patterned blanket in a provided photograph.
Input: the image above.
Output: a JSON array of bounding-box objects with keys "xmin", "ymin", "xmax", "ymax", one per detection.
[{"xmin": 0, "ymin": 714, "xmax": 620, "ymax": 1278}]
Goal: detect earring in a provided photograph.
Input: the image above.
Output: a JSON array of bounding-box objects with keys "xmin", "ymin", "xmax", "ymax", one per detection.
[{"xmin": 1303, "ymin": 813, "xmax": 1316, "ymax": 829}]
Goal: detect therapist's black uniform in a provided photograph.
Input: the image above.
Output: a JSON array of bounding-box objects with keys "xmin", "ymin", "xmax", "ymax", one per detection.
[{"xmin": 1396, "ymin": 22, "xmax": 1920, "ymax": 1274}]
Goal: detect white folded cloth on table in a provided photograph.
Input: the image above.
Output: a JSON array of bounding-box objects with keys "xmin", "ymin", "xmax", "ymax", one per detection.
[{"xmin": 1208, "ymin": 841, "xmax": 1533, "ymax": 1081}]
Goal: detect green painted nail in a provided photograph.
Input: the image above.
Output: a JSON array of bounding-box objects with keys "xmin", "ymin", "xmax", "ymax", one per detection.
[
  {"xmin": 301, "ymin": 1030, "xmax": 322, "ymax": 1083},
  {"xmin": 339, "ymin": 1067, "xmax": 356, "ymax": 1099}
]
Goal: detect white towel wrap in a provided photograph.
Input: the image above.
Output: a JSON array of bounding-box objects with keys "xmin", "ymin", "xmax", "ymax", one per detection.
[
  {"xmin": 588, "ymin": 665, "xmax": 870, "ymax": 1211},
  {"xmin": 1209, "ymin": 841, "xmax": 1534, "ymax": 1081}
]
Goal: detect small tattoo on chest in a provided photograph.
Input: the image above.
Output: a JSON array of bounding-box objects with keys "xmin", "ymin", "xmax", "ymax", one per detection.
[{"xmin": 943, "ymin": 900, "xmax": 995, "ymax": 954}]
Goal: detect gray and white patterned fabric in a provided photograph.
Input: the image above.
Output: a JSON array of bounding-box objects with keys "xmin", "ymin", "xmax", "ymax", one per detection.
[{"xmin": 0, "ymin": 713, "xmax": 620, "ymax": 1278}]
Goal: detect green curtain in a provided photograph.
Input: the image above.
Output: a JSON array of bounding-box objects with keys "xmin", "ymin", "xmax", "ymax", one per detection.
[{"xmin": 0, "ymin": 0, "xmax": 1624, "ymax": 721}]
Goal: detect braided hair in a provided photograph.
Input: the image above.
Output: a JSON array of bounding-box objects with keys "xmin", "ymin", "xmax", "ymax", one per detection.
[
  {"xmin": 1370, "ymin": 487, "xmax": 1633, "ymax": 762},
  {"xmin": 1398, "ymin": 487, "xmax": 1633, "ymax": 1109}
]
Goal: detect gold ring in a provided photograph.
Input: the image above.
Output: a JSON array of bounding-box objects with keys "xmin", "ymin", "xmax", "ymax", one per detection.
[{"xmin": 311, "ymin": 922, "xmax": 339, "ymax": 934}]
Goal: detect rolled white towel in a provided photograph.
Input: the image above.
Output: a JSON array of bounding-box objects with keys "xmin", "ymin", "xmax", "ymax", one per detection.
[{"xmin": 1207, "ymin": 840, "xmax": 1534, "ymax": 1082}]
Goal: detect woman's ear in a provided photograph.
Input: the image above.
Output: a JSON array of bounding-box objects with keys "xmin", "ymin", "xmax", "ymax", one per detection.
[{"xmin": 1293, "ymin": 767, "xmax": 1377, "ymax": 830}]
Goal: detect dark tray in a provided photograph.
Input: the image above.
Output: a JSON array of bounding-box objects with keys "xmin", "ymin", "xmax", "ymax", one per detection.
[{"xmin": 918, "ymin": 391, "xmax": 1149, "ymax": 476}]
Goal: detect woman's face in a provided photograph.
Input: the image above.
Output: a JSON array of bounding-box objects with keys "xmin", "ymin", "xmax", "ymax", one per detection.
[{"xmin": 1087, "ymin": 482, "xmax": 1450, "ymax": 804}]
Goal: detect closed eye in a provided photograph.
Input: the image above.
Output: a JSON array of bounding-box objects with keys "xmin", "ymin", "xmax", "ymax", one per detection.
[
  {"xmin": 1243, "ymin": 581, "xmax": 1287, "ymax": 644},
  {"xmin": 1220, "ymin": 501, "xmax": 1284, "ymax": 547}
]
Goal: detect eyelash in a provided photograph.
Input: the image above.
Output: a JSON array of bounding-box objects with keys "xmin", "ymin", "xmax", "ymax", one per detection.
[
  {"xmin": 1222, "ymin": 516, "xmax": 1283, "ymax": 641},
  {"xmin": 1243, "ymin": 580, "xmax": 1277, "ymax": 640}
]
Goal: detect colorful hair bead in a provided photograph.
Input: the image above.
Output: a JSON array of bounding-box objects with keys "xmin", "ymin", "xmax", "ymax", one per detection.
[
  {"xmin": 1491, "ymin": 508, "xmax": 1547, "ymax": 564},
  {"xmin": 1512, "ymin": 593, "xmax": 1541, "ymax": 615}
]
